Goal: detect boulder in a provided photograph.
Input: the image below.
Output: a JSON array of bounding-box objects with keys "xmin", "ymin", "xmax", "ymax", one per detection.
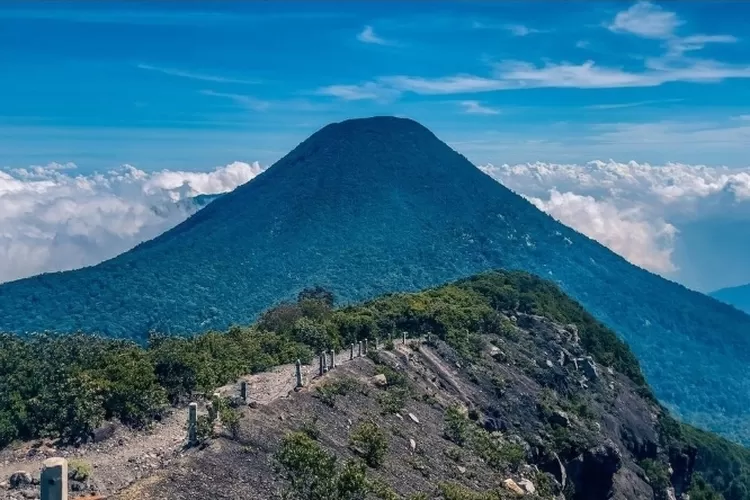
[
  {"xmin": 503, "ymin": 478, "xmax": 525, "ymax": 495},
  {"xmin": 582, "ymin": 356, "xmax": 599, "ymax": 380},
  {"xmin": 372, "ymin": 374, "xmax": 388, "ymax": 387},
  {"xmin": 568, "ymin": 439, "xmax": 622, "ymax": 499},
  {"xmin": 9, "ymin": 471, "xmax": 32, "ymax": 490},
  {"xmin": 518, "ymin": 479, "xmax": 536, "ymax": 494},
  {"xmin": 550, "ymin": 410, "xmax": 570, "ymax": 427},
  {"xmin": 483, "ymin": 417, "xmax": 508, "ymax": 433}
]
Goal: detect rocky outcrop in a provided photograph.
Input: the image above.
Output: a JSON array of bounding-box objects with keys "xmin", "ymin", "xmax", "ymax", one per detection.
[{"xmin": 567, "ymin": 440, "xmax": 623, "ymax": 499}]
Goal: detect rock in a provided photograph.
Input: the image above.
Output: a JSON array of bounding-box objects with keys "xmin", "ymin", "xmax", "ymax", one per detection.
[
  {"xmin": 503, "ymin": 478, "xmax": 525, "ymax": 495},
  {"xmin": 395, "ymin": 413, "xmax": 403, "ymax": 420},
  {"xmin": 91, "ymin": 422, "xmax": 118, "ymax": 443},
  {"xmin": 372, "ymin": 374, "xmax": 388, "ymax": 387},
  {"xmin": 408, "ymin": 413, "xmax": 420, "ymax": 424},
  {"xmin": 567, "ymin": 439, "xmax": 622, "ymax": 499},
  {"xmin": 409, "ymin": 439, "xmax": 416, "ymax": 451},
  {"xmin": 518, "ymin": 479, "xmax": 536, "ymax": 494},
  {"xmin": 667, "ymin": 487, "xmax": 678, "ymax": 500},
  {"xmin": 483, "ymin": 417, "xmax": 508, "ymax": 433},
  {"xmin": 550, "ymin": 410, "xmax": 570, "ymax": 427},
  {"xmin": 9, "ymin": 471, "xmax": 32, "ymax": 490},
  {"xmin": 546, "ymin": 359, "xmax": 554, "ymax": 368},
  {"xmin": 457, "ymin": 466, "xmax": 466, "ymax": 474},
  {"xmin": 0, "ymin": 480, "xmax": 8, "ymax": 489},
  {"xmin": 582, "ymin": 356, "xmax": 598, "ymax": 380},
  {"xmin": 607, "ymin": 366, "xmax": 615, "ymax": 375}
]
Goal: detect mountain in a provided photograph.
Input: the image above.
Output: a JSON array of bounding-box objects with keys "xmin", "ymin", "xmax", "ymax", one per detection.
[
  {"xmin": 1, "ymin": 116, "xmax": 750, "ymax": 443},
  {"xmin": 0, "ymin": 271, "xmax": 738, "ymax": 499},
  {"xmin": 710, "ymin": 283, "xmax": 750, "ymax": 314}
]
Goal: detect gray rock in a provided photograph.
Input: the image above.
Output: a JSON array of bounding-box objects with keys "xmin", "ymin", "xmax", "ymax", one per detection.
[
  {"xmin": 550, "ymin": 410, "xmax": 570, "ymax": 427},
  {"xmin": 518, "ymin": 478, "xmax": 536, "ymax": 494},
  {"xmin": 8, "ymin": 471, "xmax": 32, "ymax": 490}
]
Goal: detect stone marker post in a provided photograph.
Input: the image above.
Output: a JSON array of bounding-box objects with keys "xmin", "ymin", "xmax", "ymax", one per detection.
[
  {"xmin": 403, "ymin": 331, "xmax": 407, "ymax": 344},
  {"xmin": 364, "ymin": 338, "xmax": 368, "ymax": 354},
  {"xmin": 207, "ymin": 402, "xmax": 215, "ymax": 422},
  {"xmin": 350, "ymin": 343, "xmax": 354, "ymax": 360},
  {"xmin": 375, "ymin": 338, "xmax": 379, "ymax": 350},
  {"xmin": 40, "ymin": 457, "xmax": 68, "ymax": 500},
  {"xmin": 212, "ymin": 392, "xmax": 221, "ymax": 421},
  {"xmin": 319, "ymin": 352, "xmax": 325, "ymax": 375},
  {"xmin": 240, "ymin": 381, "xmax": 248, "ymax": 402},
  {"xmin": 295, "ymin": 359, "xmax": 303, "ymax": 388},
  {"xmin": 328, "ymin": 350, "xmax": 335, "ymax": 369},
  {"xmin": 188, "ymin": 402, "xmax": 198, "ymax": 445},
  {"xmin": 357, "ymin": 341, "xmax": 362, "ymax": 357}
]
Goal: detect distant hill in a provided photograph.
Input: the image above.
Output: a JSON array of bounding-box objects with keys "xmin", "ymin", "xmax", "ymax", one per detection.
[
  {"xmin": 1, "ymin": 116, "xmax": 750, "ymax": 443},
  {"xmin": 711, "ymin": 283, "xmax": 750, "ymax": 314}
]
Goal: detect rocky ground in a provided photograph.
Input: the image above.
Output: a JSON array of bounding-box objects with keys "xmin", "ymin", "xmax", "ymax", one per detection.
[{"xmin": 1, "ymin": 314, "xmax": 694, "ymax": 499}]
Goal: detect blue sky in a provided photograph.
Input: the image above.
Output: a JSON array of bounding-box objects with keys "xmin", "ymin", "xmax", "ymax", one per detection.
[{"xmin": 1, "ymin": 0, "xmax": 749, "ymax": 172}]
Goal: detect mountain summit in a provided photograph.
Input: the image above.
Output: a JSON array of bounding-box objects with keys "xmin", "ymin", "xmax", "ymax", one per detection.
[{"xmin": 2, "ymin": 116, "xmax": 750, "ymax": 442}]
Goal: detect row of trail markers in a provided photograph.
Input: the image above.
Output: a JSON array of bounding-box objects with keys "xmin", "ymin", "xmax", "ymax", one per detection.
[{"xmin": 185, "ymin": 332, "xmax": 425, "ymax": 445}]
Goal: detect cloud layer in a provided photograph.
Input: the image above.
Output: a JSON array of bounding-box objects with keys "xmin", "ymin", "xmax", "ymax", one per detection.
[
  {"xmin": 480, "ymin": 160, "xmax": 750, "ymax": 278},
  {"xmin": 0, "ymin": 161, "xmax": 264, "ymax": 284}
]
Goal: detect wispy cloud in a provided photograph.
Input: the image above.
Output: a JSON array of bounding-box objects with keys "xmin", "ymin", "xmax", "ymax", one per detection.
[
  {"xmin": 200, "ymin": 90, "xmax": 270, "ymax": 111},
  {"xmin": 666, "ymin": 34, "xmax": 739, "ymax": 56},
  {"xmin": 356, "ymin": 25, "xmax": 393, "ymax": 46},
  {"xmin": 315, "ymin": 82, "xmax": 399, "ymax": 102},
  {"xmin": 608, "ymin": 1, "xmax": 683, "ymax": 39},
  {"xmin": 320, "ymin": 2, "xmax": 750, "ymax": 101},
  {"xmin": 505, "ymin": 24, "xmax": 543, "ymax": 37},
  {"xmin": 459, "ymin": 101, "xmax": 500, "ymax": 115},
  {"xmin": 585, "ymin": 98, "xmax": 683, "ymax": 110},
  {"xmin": 576, "ymin": 40, "xmax": 590, "ymax": 49},
  {"xmin": 137, "ymin": 64, "xmax": 261, "ymax": 84}
]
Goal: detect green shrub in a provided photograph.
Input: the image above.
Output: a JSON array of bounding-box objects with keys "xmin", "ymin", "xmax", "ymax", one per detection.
[
  {"xmin": 68, "ymin": 459, "xmax": 92, "ymax": 481},
  {"xmin": 444, "ymin": 405, "xmax": 469, "ymax": 445},
  {"xmin": 350, "ymin": 421, "xmax": 388, "ymax": 468},
  {"xmin": 274, "ymin": 431, "xmax": 369, "ymax": 500}
]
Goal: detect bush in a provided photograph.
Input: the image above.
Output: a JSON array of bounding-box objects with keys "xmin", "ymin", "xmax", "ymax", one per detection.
[
  {"xmin": 68, "ymin": 459, "xmax": 92, "ymax": 481},
  {"xmin": 274, "ymin": 431, "xmax": 369, "ymax": 500},
  {"xmin": 349, "ymin": 421, "xmax": 388, "ymax": 468},
  {"xmin": 444, "ymin": 405, "xmax": 469, "ymax": 445}
]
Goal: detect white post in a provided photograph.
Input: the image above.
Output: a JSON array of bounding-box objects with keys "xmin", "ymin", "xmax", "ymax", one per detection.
[
  {"xmin": 295, "ymin": 359, "xmax": 303, "ymax": 388},
  {"xmin": 188, "ymin": 402, "xmax": 198, "ymax": 444},
  {"xmin": 40, "ymin": 457, "xmax": 68, "ymax": 500}
]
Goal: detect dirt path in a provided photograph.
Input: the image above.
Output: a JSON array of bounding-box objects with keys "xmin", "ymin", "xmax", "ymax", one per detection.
[{"xmin": 0, "ymin": 346, "xmax": 376, "ymax": 498}]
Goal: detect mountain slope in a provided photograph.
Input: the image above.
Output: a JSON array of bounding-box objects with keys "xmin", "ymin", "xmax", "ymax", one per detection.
[
  {"xmin": 711, "ymin": 284, "xmax": 750, "ymax": 314},
  {"xmin": 1, "ymin": 116, "xmax": 750, "ymax": 443},
  {"xmin": 0, "ymin": 271, "xmax": 732, "ymax": 499}
]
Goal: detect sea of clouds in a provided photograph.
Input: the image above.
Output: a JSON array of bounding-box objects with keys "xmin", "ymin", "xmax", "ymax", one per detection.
[
  {"xmin": 2, "ymin": 159, "xmax": 750, "ymax": 291},
  {"xmin": 479, "ymin": 160, "xmax": 750, "ymax": 288},
  {"xmin": 0, "ymin": 161, "xmax": 265, "ymax": 284}
]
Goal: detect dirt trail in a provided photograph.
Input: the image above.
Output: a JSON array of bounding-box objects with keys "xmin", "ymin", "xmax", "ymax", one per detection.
[{"xmin": 0, "ymin": 346, "xmax": 375, "ymax": 499}]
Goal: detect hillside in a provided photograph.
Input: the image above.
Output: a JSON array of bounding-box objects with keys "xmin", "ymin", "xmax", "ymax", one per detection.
[
  {"xmin": 0, "ymin": 272, "xmax": 742, "ymax": 499},
  {"xmin": 1, "ymin": 116, "xmax": 750, "ymax": 444},
  {"xmin": 711, "ymin": 284, "xmax": 750, "ymax": 315}
]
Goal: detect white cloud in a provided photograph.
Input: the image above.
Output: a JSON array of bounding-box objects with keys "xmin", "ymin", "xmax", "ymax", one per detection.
[
  {"xmin": 479, "ymin": 160, "xmax": 750, "ymax": 275},
  {"xmin": 200, "ymin": 90, "xmax": 271, "ymax": 111},
  {"xmin": 357, "ymin": 25, "xmax": 392, "ymax": 45},
  {"xmin": 0, "ymin": 161, "xmax": 264, "ymax": 284},
  {"xmin": 316, "ymin": 82, "xmax": 399, "ymax": 102},
  {"xmin": 459, "ymin": 100, "xmax": 500, "ymax": 115},
  {"xmin": 136, "ymin": 63, "xmax": 260, "ymax": 84},
  {"xmin": 505, "ymin": 24, "xmax": 542, "ymax": 37},
  {"xmin": 320, "ymin": 2, "xmax": 747, "ymax": 100},
  {"xmin": 528, "ymin": 190, "xmax": 678, "ymax": 273},
  {"xmin": 576, "ymin": 40, "xmax": 590, "ymax": 49},
  {"xmin": 608, "ymin": 1, "xmax": 683, "ymax": 39}
]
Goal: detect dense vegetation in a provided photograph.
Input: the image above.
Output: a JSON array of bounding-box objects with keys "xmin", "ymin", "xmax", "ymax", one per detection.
[
  {"xmin": 1, "ymin": 271, "xmax": 748, "ymax": 498},
  {"xmin": 2, "ymin": 116, "xmax": 750, "ymax": 443}
]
